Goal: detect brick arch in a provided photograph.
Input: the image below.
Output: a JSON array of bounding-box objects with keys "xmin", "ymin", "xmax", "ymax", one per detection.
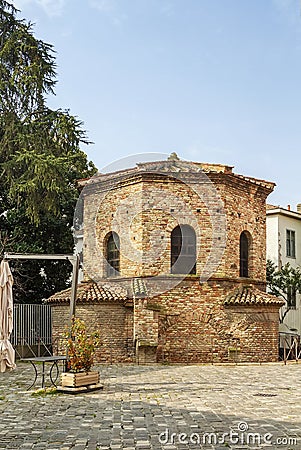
[{"xmin": 165, "ymin": 217, "xmax": 198, "ymax": 233}]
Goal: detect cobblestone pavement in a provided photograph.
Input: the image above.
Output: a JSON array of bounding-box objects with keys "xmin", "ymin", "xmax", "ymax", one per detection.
[{"xmin": 1, "ymin": 362, "xmax": 301, "ymax": 449}]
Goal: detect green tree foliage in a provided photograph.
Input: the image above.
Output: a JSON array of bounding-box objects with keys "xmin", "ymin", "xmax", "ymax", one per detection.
[
  {"xmin": 0, "ymin": 1, "xmax": 97, "ymax": 302},
  {"xmin": 266, "ymin": 260, "xmax": 301, "ymax": 322},
  {"xmin": 63, "ymin": 317, "xmax": 100, "ymax": 373}
]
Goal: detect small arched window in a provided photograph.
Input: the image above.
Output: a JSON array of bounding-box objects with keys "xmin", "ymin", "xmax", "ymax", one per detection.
[
  {"xmin": 171, "ymin": 225, "xmax": 196, "ymax": 275},
  {"xmin": 106, "ymin": 232, "xmax": 120, "ymax": 277},
  {"xmin": 239, "ymin": 231, "xmax": 249, "ymax": 277}
]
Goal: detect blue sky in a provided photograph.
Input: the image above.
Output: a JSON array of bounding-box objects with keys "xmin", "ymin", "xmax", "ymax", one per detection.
[{"xmin": 11, "ymin": 0, "xmax": 301, "ymax": 208}]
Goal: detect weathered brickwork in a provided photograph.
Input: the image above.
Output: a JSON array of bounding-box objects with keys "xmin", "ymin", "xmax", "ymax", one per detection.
[
  {"xmin": 82, "ymin": 166, "xmax": 270, "ymax": 282},
  {"xmin": 152, "ymin": 278, "xmax": 279, "ymax": 363},
  {"xmin": 214, "ymin": 173, "xmax": 269, "ymax": 281},
  {"xmin": 49, "ymin": 160, "xmax": 283, "ymax": 364},
  {"xmin": 52, "ymin": 303, "xmax": 134, "ymax": 363}
]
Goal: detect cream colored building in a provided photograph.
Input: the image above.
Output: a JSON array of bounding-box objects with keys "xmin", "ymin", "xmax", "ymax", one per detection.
[{"xmin": 266, "ymin": 204, "xmax": 301, "ymax": 335}]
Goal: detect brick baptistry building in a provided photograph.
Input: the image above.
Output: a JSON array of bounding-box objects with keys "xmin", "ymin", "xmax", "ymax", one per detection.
[{"xmin": 47, "ymin": 157, "xmax": 283, "ymax": 364}]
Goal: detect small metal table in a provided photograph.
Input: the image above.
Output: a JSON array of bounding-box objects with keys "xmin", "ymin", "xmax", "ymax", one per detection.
[{"xmin": 20, "ymin": 356, "xmax": 67, "ymax": 390}]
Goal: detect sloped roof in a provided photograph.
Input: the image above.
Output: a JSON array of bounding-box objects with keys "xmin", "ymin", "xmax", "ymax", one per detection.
[
  {"xmin": 233, "ymin": 173, "xmax": 275, "ymax": 191},
  {"xmin": 224, "ymin": 285, "xmax": 284, "ymax": 306},
  {"xmin": 78, "ymin": 159, "xmax": 275, "ymax": 192},
  {"xmin": 45, "ymin": 278, "xmax": 148, "ymax": 304},
  {"xmin": 45, "ymin": 281, "xmax": 128, "ymax": 304},
  {"xmin": 132, "ymin": 278, "xmax": 148, "ymax": 297},
  {"xmin": 266, "ymin": 203, "xmax": 279, "ymax": 210},
  {"xmin": 266, "ymin": 204, "xmax": 301, "ymax": 219}
]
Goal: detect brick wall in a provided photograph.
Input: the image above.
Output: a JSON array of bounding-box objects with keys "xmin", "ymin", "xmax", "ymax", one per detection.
[
  {"xmin": 52, "ymin": 303, "xmax": 134, "ymax": 363},
  {"xmin": 50, "ymin": 161, "xmax": 280, "ymax": 364},
  {"xmin": 153, "ymin": 278, "xmax": 279, "ymax": 363},
  {"xmin": 51, "ymin": 278, "xmax": 280, "ymax": 364},
  {"xmin": 83, "ymin": 170, "xmax": 270, "ymax": 283}
]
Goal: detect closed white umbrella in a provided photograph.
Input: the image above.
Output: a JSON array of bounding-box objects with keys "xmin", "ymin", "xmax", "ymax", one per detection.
[{"xmin": 0, "ymin": 260, "xmax": 16, "ymax": 372}]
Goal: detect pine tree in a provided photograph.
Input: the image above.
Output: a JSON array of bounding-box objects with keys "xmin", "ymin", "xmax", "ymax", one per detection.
[{"xmin": 0, "ymin": 0, "xmax": 97, "ymax": 302}]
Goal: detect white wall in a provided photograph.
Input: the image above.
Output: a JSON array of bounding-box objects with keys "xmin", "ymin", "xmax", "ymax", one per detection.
[
  {"xmin": 278, "ymin": 215, "xmax": 301, "ymax": 268},
  {"xmin": 266, "ymin": 209, "xmax": 301, "ymax": 334},
  {"xmin": 266, "ymin": 214, "xmax": 279, "ymax": 266}
]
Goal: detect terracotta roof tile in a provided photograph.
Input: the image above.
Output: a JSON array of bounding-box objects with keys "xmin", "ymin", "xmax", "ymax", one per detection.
[
  {"xmin": 233, "ymin": 174, "xmax": 275, "ymax": 191},
  {"xmin": 45, "ymin": 281, "xmax": 128, "ymax": 304},
  {"xmin": 224, "ymin": 285, "xmax": 284, "ymax": 306},
  {"xmin": 132, "ymin": 278, "xmax": 148, "ymax": 297},
  {"xmin": 79, "ymin": 160, "xmax": 274, "ymax": 191}
]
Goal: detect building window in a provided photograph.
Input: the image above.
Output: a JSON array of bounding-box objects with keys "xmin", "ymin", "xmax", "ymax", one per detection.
[
  {"xmin": 287, "ymin": 285, "xmax": 297, "ymax": 310},
  {"xmin": 171, "ymin": 225, "xmax": 196, "ymax": 275},
  {"xmin": 106, "ymin": 232, "xmax": 120, "ymax": 277},
  {"xmin": 240, "ymin": 232, "xmax": 249, "ymax": 277},
  {"xmin": 286, "ymin": 230, "xmax": 296, "ymax": 258}
]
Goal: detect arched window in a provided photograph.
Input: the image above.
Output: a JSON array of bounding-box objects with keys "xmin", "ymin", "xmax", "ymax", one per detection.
[
  {"xmin": 171, "ymin": 225, "xmax": 196, "ymax": 275},
  {"xmin": 106, "ymin": 232, "xmax": 120, "ymax": 277},
  {"xmin": 239, "ymin": 232, "xmax": 249, "ymax": 277}
]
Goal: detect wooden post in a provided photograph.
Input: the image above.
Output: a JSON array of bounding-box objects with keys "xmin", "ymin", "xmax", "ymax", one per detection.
[
  {"xmin": 4, "ymin": 252, "xmax": 80, "ymax": 320},
  {"xmin": 69, "ymin": 254, "xmax": 80, "ymax": 322}
]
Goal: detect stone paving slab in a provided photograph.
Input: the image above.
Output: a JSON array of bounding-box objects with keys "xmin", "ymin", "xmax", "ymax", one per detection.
[{"xmin": 0, "ymin": 362, "xmax": 301, "ymax": 449}]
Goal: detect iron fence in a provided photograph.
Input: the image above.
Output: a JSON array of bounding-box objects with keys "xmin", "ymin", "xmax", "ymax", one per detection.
[{"xmin": 11, "ymin": 304, "xmax": 52, "ymax": 357}]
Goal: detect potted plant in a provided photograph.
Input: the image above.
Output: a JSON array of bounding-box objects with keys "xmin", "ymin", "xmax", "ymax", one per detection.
[{"xmin": 60, "ymin": 317, "xmax": 101, "ymax": 390}]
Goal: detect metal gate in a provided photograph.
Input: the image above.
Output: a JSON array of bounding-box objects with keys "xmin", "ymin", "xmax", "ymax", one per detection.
[{"xmin": 11, "ymin": 304, "xmax": 52, "ymax": 358}]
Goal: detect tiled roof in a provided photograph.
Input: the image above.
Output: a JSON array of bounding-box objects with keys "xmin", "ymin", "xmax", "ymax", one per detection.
[
  {"xmin": 266, "ymin": 205, "xmax": 301, "ymax": 217},
  {"xmin": 132, "ymin": 278, "xmax": 148, "ymax": 297},
  {"xmin": 266, "ymin": 204, "xmax": 279, "ymax": 210},
  {"xmin": 233, "ymin": 173, "xmax": 275, "ymax": 191},
  {"xmin": 78, "ymin": 159, "xmax": 275, "ymax": 191},
  {"xmin": 224, "ymin": 285, "xmax": 284, "ymax": 306},
  {"xmin": 45, "ymin": 281, "xmax": 128, "ymax": 304}
]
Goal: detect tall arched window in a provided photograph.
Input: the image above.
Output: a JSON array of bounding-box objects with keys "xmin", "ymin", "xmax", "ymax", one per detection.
[
  {"xmin": 239, "ymin": 231, "xmax": 249, "ymax": 277},
  {"xmin": 171, "ymin": 225, "xmax": 196, "ymax": 275},
  {"xmin": 106, "ymin": 232, "xmax": 120, "ymax": 277}
]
